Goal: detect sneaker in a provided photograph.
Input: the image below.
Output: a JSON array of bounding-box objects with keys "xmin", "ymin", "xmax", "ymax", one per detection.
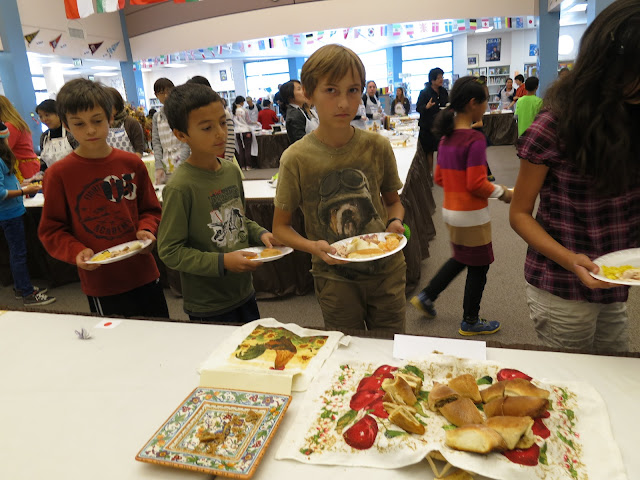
[
  {"xmin": 487, "ymin": 175, "xmax": 496, "ymax": 182},
  {"xmin": 14, "ymin": 286, "xmax": 47, "ymax": 299},
  {"xmin": 410, "ymin": 291, "xmax": 437, "ymax": 318},
  {"xmin": 23, "ymin": 291, "xmax": 56, "ymax": 306},
  {"xmin": 459, "ymin": 317, "xmax": 501, "ymax": 336}
]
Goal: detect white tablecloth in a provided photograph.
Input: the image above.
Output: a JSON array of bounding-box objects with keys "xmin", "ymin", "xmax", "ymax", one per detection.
[{"xmin": 0, "ymin": 310, "xmax": 636, "ymax": 480}]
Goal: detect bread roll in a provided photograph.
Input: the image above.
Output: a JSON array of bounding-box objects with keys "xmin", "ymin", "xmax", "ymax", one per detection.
[
  {"xmin": 448, "ymin": 374, "xmax": 482, "ymax": 403},
  {"xmin": 396, "ymin": 372, "xmax": 423, "ymax": 394},
  {"xmin": 484, "ymin": 396, "xmax": 548, "ymax": 419},
  {"xmin": 383, "ymin": 401, "xmax": 416, "ymax": 415},
  {"xmin": 260, "ymin": 248, "xmax": 281, "ymax": 258},
  {"xmin": 388, "ymin": 405, "xmax": 425, "ymax": 435},
  {"xmin": 485, "ymin": 416, "xmax": 535, "ymax": 450},
  {"xmin": 503, "ymin": 378, "xmax": 550, "ymax": 399},
  {"xmin": 428, "ymin": 383, "xmax": 460, "ymax": 412},
  {"xmin": 382, "ymin": 376, "xmax": 417, "ymax": 406},
  {"xmin": 445, "ymin": 425, "xmax": 508, "ymax": 454},
  {"xmin": 480, "ymin": 381, "xmax": 506, "ymax": 404},
  {"xmin": 439, "ymin": 398, "xmax": 484, "ymax": 427}
]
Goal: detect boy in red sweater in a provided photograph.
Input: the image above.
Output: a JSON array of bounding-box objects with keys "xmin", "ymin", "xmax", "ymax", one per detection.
[{"xmin": 38, "ymin": 79, "xmax": 169, "ymax": 318}]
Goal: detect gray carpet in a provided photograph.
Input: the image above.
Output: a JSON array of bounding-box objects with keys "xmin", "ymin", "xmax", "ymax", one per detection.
[{"xmin": 2, "ymin": 145, "xmax": 638, "ymax": 352}]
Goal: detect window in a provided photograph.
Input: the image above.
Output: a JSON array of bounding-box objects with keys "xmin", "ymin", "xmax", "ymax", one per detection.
[
  {"xmin": 401, "ymin": 41, "xmax": 453, "ymax": 104},
  {"xmin": 359, "ymin": 50, "xmax": 387, "ymax": 92},
  {"xmin": 245, "ymin": 59, "xmax": 290, "ymax": 99}
]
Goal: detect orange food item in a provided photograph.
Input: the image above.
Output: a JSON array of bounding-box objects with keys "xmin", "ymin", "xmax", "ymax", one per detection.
[{"xmin": 260, "ymin": 248, "xmax": 281, "ymax": 258}]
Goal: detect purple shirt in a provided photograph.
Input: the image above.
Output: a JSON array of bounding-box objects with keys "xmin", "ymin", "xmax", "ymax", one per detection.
[{"xmin": 517, "ymin": 110, "xmax": 640, "ymax": 303}]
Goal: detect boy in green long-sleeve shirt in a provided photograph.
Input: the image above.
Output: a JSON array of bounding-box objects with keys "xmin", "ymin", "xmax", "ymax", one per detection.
[
  {"xmin": 515, "ymin": 76, "xmax": 543, "ymax": 136},
  {"xmin": 158, "ymin": 83, "xmax": 276, "ymax": 322}
]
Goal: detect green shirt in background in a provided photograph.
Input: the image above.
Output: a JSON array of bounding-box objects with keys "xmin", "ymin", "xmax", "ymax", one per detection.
[
  {"xmin": 157, "ymin": 161, "xmax": 267, "ymax": 316},
  {"xmin": 515, "ymin": 94, "xmax": 544, "ymax": 136}
]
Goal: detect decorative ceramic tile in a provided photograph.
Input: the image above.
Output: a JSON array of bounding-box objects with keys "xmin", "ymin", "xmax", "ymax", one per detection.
[{"xmin": 136, "ymin": 387, "xmax": 291, "ymax": 478}]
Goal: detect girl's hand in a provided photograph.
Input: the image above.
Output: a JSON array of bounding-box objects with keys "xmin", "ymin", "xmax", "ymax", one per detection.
[
  {"xmin": 260, "ymin": 232, "xmax": 283, "ymax": 247},
  {"xmin": 136, "ymin": 230, "xmax": 156, "ymax": 254},
  {"xmin": 570, "ymin": 253, "xmax": 616, "ymax": 289},
  {"xmin": 313, "ymin": 240, "xmax": 348, "ymax": 265},
  {"xmin": 426, "ymin": 97, "xmax": 436, "ymax": 109},
  {"xmin": 499, "ymin": 188, "xmax": 513, "ymax": 204},
  {"xmin": 386, "ymin": 219, "xmax": 405, "ymax": 234},
  {"xmin": 76, "ymin": 248, "xmax": 100, "ymax": 271},
  {"xmin": 224, "ymin": 251, "xmax": 260, "ymax": 272},
  {"xmin": 21, "ymin": 184, "xmax": 40, "ymax": 196}
]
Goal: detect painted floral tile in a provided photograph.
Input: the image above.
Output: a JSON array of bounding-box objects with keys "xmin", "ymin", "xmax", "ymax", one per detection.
[{"xmin": 136, "ymin": 387, "xmax": 291, "ymax": 479}]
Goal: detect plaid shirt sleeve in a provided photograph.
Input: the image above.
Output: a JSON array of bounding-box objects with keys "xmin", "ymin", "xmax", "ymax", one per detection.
[{"xmin": 516, "ymin": 110, "xmax": 562, "ymax": 168}]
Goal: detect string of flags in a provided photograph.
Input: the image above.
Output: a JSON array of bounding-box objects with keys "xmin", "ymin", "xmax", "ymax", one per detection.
[{"xmin": 64, "ymin": 0, "xmax": 200, "ymax": 20}]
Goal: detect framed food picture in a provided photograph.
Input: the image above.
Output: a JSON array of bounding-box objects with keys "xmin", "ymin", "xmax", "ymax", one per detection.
[
  {"xmin": 220, "ymin": 69, "xmax": 228, "ymax": 81},
  {"xmin": 486, "ymin": 37, "xmax": 502, "ymax": 62},
  {"xmin": 467, "ymin": 54, "xmax": 479, "ymax": 67}
]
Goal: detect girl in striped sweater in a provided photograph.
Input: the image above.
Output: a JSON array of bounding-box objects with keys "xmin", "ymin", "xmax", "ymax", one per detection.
[{"xmin": 411, "ymin": 76, "xmax": 512, "ymax": 335}]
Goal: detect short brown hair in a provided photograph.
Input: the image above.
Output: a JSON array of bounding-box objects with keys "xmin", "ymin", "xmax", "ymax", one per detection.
[
  {"xmin": 57, "ymin": 79, "xmax": 113, "ymax": 126},
  {"xmin": 301, "ymin": 44, "xmax": 366, "ymax": 98},
  {"xmin": 154, "ymin": 77, "xmax": 174, "ymax": 94}
]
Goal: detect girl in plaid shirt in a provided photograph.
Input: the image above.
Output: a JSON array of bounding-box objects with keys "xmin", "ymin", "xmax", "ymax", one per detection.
[{"xmin": 510, "ymin": 0, "xmax": 640, "ymax": 352}]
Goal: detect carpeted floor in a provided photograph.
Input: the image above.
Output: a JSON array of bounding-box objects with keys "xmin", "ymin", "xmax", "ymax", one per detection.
[{"xmin": 2, "ymin": 145, "xmax": 638, "ymax": 352}]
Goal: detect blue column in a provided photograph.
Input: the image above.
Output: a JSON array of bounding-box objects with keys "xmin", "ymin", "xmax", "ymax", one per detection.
[
  {"xmin": 587, "ymin": 0, "xmax": 615, "ymax": 24},
  {"xmin": 288, "ymin": 57, "xmax": 305, "ymax": 80},
  {"xmin": 119, "ymin": 11, "xmax": 145, "ymax": 108},
  {"xmin": 387, "ymin": 47, "xmax": 403, "ymax": 88},
  {"xmin": 0, "ymin": 0, "xmax": 40, "ymax": 149},
  {"xmin": 537, "ymin": 0, "xmax": 560, "ymax": 97}
]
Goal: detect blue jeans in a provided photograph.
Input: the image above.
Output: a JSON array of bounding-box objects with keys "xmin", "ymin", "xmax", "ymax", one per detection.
[
  {"xmin": 0, "ymin": 215, "xmax": 33, "ymax": 296},
  {"xmin": 189, "ymin": 295, "xmax": 260, "ymax": 324}
]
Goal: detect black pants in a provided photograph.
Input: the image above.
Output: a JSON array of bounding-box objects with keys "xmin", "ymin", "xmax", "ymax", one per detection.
[
  {"xmin": 88, "ymin": 278, "xmax": 169, "ymax": 318},
  {"xmin": 422, "ymin": 258, "xmax": 490, "ymax": 318},
  {"xmin": 235, "ymin": 132, "xmax": 253, "ymax": 169},
  {"xmin": 188, "ymin": 295, "xmax": 260, "ymax": 324}
]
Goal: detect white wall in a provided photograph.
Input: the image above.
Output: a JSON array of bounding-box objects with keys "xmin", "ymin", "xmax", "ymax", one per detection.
[
  {"xmin": 467, "ymin": 32, "xmax": 513, "ymax": 71},
  {"xmin": 558, "ymin": 24, "xmax": 586, "ymax": 61},
  {"xmin": 452, "ymin": 34, "xmax": 467, "ymax": 79}
]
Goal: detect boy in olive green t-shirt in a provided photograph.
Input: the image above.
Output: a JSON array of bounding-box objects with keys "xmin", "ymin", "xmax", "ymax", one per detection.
[
  {"xmin": 515, "ymin": 76, "xmax": 543, "ymax": 136},
  {"xmin": 273, "ymin": 45, "xmax": 407, "ymax": 333}
]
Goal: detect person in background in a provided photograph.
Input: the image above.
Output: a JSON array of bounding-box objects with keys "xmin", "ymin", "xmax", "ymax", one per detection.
[
  {"xmin": 416, "ymin": 68, "xmax": 449, "ymax": 178},
  {"xmin": 362, "ymin": 80, "xmax": 381, "ymax": 119},
  {"xmin": 513, "ymin": 74, "xmax": 526, "ymax": 102},
  {"xmin": 232, "ymin": 96, "xmax": 255, "ymax": 170},
  {"xmin": 38, "ymin": 79, "xmax": 168, "ymax": 319},
  {"xmin": 515, "ymin": 77, "xmax": 543, "ymax": 136},
  {"xmin": 273, "ymin": 83, "xmax": 284, "ymax": 118},
  {"xmin": 509, "ymin": 0, "xmax": 640, "ymax": 353},
  {"xmin": 152, "ymin": 77, "xmax": 190, "ymax": 184},
  {"xmin": 148, "ymin": 108, "xmax": 157, "ymax": 119},
  {"xmin": 104, "ymin": 87, "xmax": 145, "ymax": 157},
  {"xmin": 0, "ymin": 96, "xmax": 40, "ymax": 183},
  {"xmin": 558, "ymin": 67, "xmax": 570, "ymax": 78},
  {"xmin": 391, "ymin": 87, "xmax": 411, "ymax": 116},
  {"xmin": 257, "ymin": 99, "xmax": 279, "ymax": 130},
  {"xmin": 497, "ymin": 78, "xmax": 516, "ymax": 111},
  {"xmin": 411, "ymin": 76, "xmax": 512, "ymax": 336},
  {"xmin": 246, "ymin": 96, "xmax": 260, "ymax": 124},
  {"xmin": 280, "ymin": 80, "xmax": 318, "ymax": 144},
  {"xmin": 0, "ymin": 121, "xmax": 56, "ymax": 306},
  {"xmin": 35, "ymin": 99, "xmax": 78, "ymax": 169}
]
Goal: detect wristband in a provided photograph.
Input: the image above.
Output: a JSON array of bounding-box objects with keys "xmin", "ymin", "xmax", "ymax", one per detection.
[
  {"xmin": 20, "ymin": 188, "xmax": 24, "ymax": 196},
  {"xmin": 386, "ymin": 217, "xmax": 403, "ymax": 229}
]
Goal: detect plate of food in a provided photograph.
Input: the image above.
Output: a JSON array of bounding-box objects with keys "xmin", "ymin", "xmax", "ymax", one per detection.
[
  {"xmin": 86, "ymin": 239, "xmax": 152, "ymax": 265},
  {"xmin": 240, "ymin": 246, "xmax": 293, "ymax": 263},
  {"xmin": 327, "ymin": 232, "xmax": 407, "ymax": 262},
  {"xmin": 589, "ymin": 247, "xmax": 640, "ymax": 285},
  {"xmin": 136, "ymin": 387, "xmax": 291, "ymax": 478}
]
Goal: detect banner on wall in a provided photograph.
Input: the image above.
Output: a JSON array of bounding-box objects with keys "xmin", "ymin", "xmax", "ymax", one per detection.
[
  {"xmin": 88, "ymin": 41, "xmax": 103, "ymax": 54},
  {"xmin": 64, "ymin": 0, "xmax": 94, "ymax": 19},
  {"xmin": 24, "ymin": 30, "xmax": 39, "ymax": 45},
  {"xmin": 50, "ymin": 34, "xmax": 63, "ymax": 51},
  {"xmin": 105, "ymin": 41, "xmax": 120, "ymax": 57},
  {"xmin": 486, "ymin": 38, "xmax": 502, "ymax": 62},
  {"xmin": 96, "ymin": 0, "xmax": 125, "ymax": 13},
  {"xmin": 130, "ymin": 0, "xmax": 168, "ymax": 5}
]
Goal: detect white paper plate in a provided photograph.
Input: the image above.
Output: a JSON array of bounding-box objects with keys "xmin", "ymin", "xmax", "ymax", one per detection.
[
  {"xmin": 86, "ymin": 239, "xmax": 153, "ymax": 265},
  {"xmin": 589, "ymin": 248, "xmax": 640, "ymax": 285},
  {"xmin": 327, "ymin": 232, "xmax": 407, "ymax": 263},
  {"xmin": 240, "ymin": 246, "xmax": 293, "ymax": 262}
]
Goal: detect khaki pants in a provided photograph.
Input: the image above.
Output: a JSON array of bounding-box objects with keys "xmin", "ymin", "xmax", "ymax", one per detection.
[
  {"xmin": 525, "ymin": 282, "xmax": 628, "ymax": 352},
  {"xmin": 314, "ymin": 270, "xmax": 406, "ymax": 334}
]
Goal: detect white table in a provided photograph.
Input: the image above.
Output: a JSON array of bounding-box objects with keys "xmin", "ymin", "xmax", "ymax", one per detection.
[{"xmin": 0, "ymin": 310, "xmax": 636, "ymax": 480}]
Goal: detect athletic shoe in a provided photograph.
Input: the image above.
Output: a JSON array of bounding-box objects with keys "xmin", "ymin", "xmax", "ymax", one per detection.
[
  {"xmin": 23, "ymin": 291, "xmax": 56, "ymax": 306},
  {"xmin": 14, "ymin": 286, "xmax": 47, "ymax": 299},
  {"xmin": 459, "ymin": 317, "xmax": 501, "ymax": 336},
  {"xmin": 487, "ymin": 175, "xmax": 496, "ymax": 182},
  {"xmin": 410, "ymin": 291, "xmax": 437, "ymax": 318}
]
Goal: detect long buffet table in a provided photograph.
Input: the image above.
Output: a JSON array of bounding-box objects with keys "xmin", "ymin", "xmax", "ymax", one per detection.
[
  {"xmin": 0, "ymin": 309, "xmax": 636, "ymax": 480},
  {"xmin": 0, "ymin": 141, "xmax": 436, "ymax": 297}
]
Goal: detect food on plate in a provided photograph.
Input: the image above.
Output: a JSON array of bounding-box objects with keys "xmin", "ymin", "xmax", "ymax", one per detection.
[
  {"xmin": 333, "ymin": 233, "xmax": 403, "ymax": 259},
  {"xmin": 90, "ymin": 241, "xmax": 144, "ymax": 262},
  {"xmin": 386, "ymin": 404, "xmax": 425, "ymax": 435},
  {"xmin": 601, "ymin": 265, "xmax": 640, "ymax": 280},
  {"xmin": 448, "ymin": 374, "xmax": 482, "ymax": 403},
  {"xmin": 496, "ymin": 368, "xmax": 532, "ymax": 382},
  {"xmin": 260, "ymin": 248, "xmax": 282, "ymax": 258},
  {"xmin": 395, "ymin": 372, "xmax": 423, "ymax": 394},
  {"xmin": 485, "ymin": 416, "xmax": 535, "ymax": 450},
  {"xmin": 484, "ymin": 396, "xmax": 548, "ymax": 419},
  {"xmin": 381, "ymin": 375, "xmax": 417, "ymax": 406},
  {"xmin": 343, "ymin": 414, "xmax": 378, "ymax": 450},
  {"xmin": 480, "ymin": 381, "xmax": 506, "ymax": 403},
  {"xmin": 503, "ymin": 378, "xmax": 550, "ymax": 399},
  {"xmin": 445, "ymin": 424, "xmax": 508, "ymax": 454},
  {"xmin": 439, "ymin": 398, "xmax": 484, "ymax": 427},
  {"xmin": 428, "ymin": 383, "xmax": 460, "ymax": 411}
]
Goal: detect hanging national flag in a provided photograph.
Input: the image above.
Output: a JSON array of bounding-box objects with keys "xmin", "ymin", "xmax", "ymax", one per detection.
[
  {"xmin": 343, "ymin": 28, "xmax": 350, "ymax": 39},
  {"xmin": 354, "ymin": 28, "xmax": 361, "ymax": 39},
  {"xmin": 24, "ymin": 30, "xmax": 39, "ymax": 46},
  {"xmin": 432, "ymin": 21, "xmax": 439, "ymax": 33},
  {"xmin": 106, "ymin": 41, "xmax": 120, "ymax": 57},
  {"xmin": 481, "ymin": 18, "xmax": 490, "ymax": 28},
  {"xmin": 405, "ymin": 24, "xmax": 414, "ymax": 37},
  {"xmin": 293, "ymin": 34, "xmax": 301, "ymax": 45},
  {"xmin": 527, "ymin": 16, "xmax": 536, "ymax": 27},
  {"xmin": 306, "ymin": 33, "xmax": 314, "ymax": 44},
  {"xmin": 198, "ymin": 48, "xmax": 206, "ymax": 58},
  {"xmin": 130, "ymin": 0, "xmax": 168, "ymax": 5},
  {"xmin": 469, "ymin": 19, "xmax": 477, "ymax": 31},
  {"xmin": 50, "ymin": 34, "xmax": 63, "ymax": 50},
  {"xmin": 269, "ymin": 38, "xmax": 275, "ymax": 48},
  {"xmin": 239, "ymin": 42, "xmax": 245, "ymax": 53},
  {"xmin": 494, "ymin": 17, "xmax": 502, "ymax": 29},
  {"xmin": 329, "ymin": 30, "xmax": 337, "ymax": 38},
  {"xmin": 218, "ymin": 45, "xmax": 223, "ymax": 55},
  {"xmin": 444, "ymin": 21, "xmax": 455, "ymax": 33},
  {"xmin": 392, "ymin": 24, "xmax": 401, "ymax": 36},
  {"xmin": 174, "ymin": 0, "xmax": 200, "ymax": 2},
  {"xmin": 317, "ymin": 31, "xmax": 324, "ymax": 41},
  {"xmin": 88, "ymin": 41, "xmax": 103, "ymax": 55},
  {"xmin": 457, "ymin": 19, "xmax": 466, "ymax": 31},
  {"xmin": 505, "ymin": 17, "xmax": 512, "ymax": 28},
  {"xmin": 419, "ymin": 22, "xmax": 428, "ymax": 33},
  {"xmin": 282, "ymin": 36, "xmax": 289, "ymax": 47},
  {"xmin": 64, "ymin": 0, "xmax": 94, "ymax": 19},
  {"xmin": 515, "ymin": 17, "xmax": 524, "ymax": 28},
  {"xmin": 258, "ymin": 40, "xmax": 265, "ymax": 50},
  {"xmin": 380, "ymin": 25, "xmax": 388, "ymax": 37},
  {"xmin": 96, "ymin": 0, "xmax": 125, "ymax": 13},
  {"xmin": 368, "ymin": 27, "xmax": 375, "ymax": 37}
]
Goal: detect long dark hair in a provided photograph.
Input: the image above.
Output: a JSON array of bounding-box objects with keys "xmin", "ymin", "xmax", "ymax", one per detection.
[
  {"xmin": 232, "ymin": 96, "xmax": 245, "ymax": 115},
  {"xmin": 544, "ymin": 0, "xmax": 640, "ymax": 195},
  {"xmin": 433, "ymin": 76, "xmax": 487, "ymax": 138},
  {"xmin": 279, "ymin": 80, "xmax": 300, "ymax": 107},
  {"xmin": 0, "ymin": 138, "xmax": 16, "ymax": 175}
]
